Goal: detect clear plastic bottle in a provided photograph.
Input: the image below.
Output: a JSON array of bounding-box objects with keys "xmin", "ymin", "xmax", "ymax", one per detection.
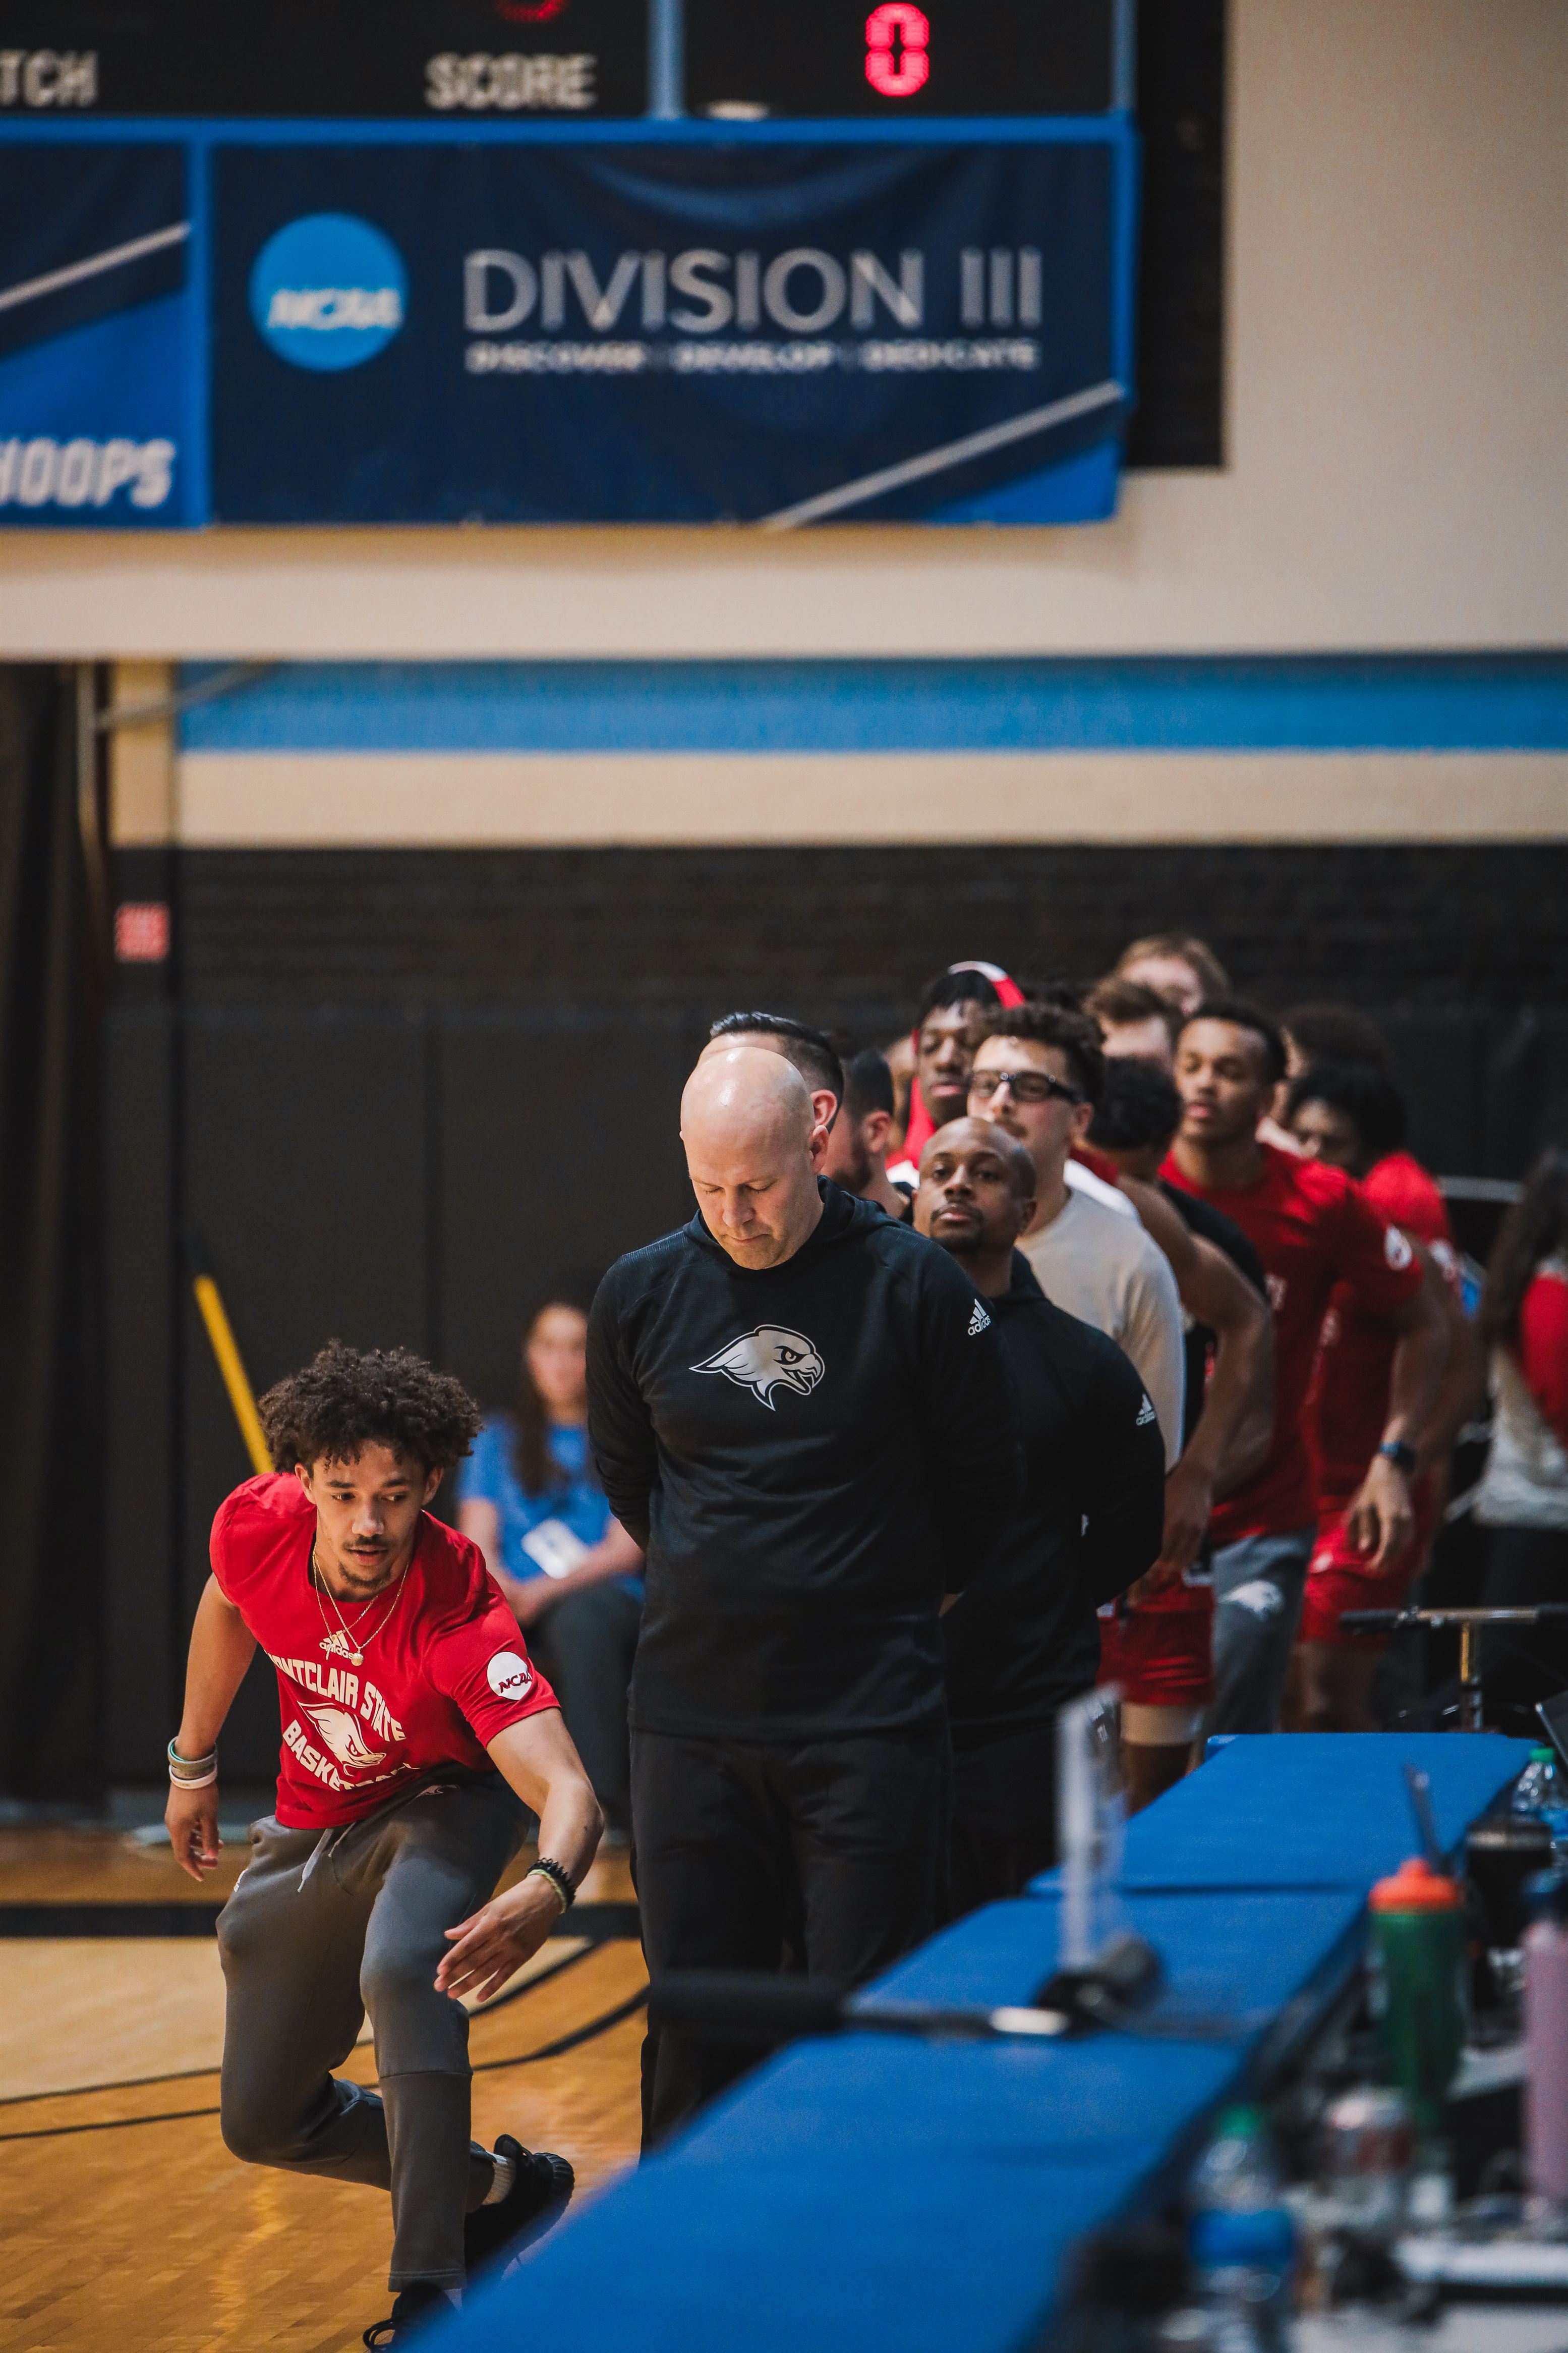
[
  {"xmin": 1188, "ymin": 2105, "xmax": 1297, "ymax": 2353},
  {"xmin": 1512, "ymin": 1747, "xmax": 1568, "ymax": 1851},
  {"xmin": 1524, "ymin": 1868, "xmax": 1568, "ymax": 2213}
]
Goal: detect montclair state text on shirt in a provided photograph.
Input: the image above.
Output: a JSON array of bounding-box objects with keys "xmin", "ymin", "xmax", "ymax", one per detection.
[{"xmin": 268, "ymin": 1652, "xmax": 406, "ymax": 1744}]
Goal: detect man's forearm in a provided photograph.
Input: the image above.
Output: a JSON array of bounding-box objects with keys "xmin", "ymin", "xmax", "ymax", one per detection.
[
  {"xmin": 1415, "ymin": 1258, "xmax": 1481, "ymax": 1470},
  {"xmin": 176, "ymin": 1577, "xmax": 257, "ymax": 1754},
  {"xmin": 1383, "ymin": 1284, "xmax": 1448, "ymax": 1446},
  {"xmin": 1187, "ymin": 1299, "xmax": 1274, "ymax": 1496}
]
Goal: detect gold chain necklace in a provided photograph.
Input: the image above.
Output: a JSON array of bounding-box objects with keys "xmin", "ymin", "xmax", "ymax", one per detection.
[{"xmin": 311, "ymin": 1544, "xmax": 410, "ymax": 1667}]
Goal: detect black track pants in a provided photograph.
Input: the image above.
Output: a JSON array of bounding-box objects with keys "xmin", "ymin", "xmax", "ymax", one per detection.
[
  {"xmin": 943, "ymin": 1719, "xmax": 1061, "ymax": 1923},
  {"xmin": 529, "ymin": 1582, "xmax": 642, "ymax": 1834},
  {"xmin": 631, "ymin": 1723, "xmax": 946, "ymax": 2149}
]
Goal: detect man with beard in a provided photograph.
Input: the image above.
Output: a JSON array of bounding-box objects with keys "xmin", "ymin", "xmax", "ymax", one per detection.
[{"xmin": 915, "ymin": 1118, "xmax": 1166, "ymax": 1910}]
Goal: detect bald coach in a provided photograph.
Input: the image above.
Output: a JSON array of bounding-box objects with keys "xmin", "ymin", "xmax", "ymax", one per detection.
[{"xmin": 588, "ymin": 1047, "xmax": 1021, "ymax": 2143}]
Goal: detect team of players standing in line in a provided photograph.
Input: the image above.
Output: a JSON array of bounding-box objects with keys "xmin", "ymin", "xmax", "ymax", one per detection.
[
  {"xmin": 166, "ymin": 926, "xmax": 1481, "ymax": 2341},
  {"xmin": 799, "ymin": 932, "xmax": 1470, "ymax": 1792}
]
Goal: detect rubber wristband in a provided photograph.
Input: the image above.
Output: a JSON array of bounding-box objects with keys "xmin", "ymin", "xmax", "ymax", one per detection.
[{"xmin": 168, "ymin": 1764, "xmax": 218, "ymax": 1789}]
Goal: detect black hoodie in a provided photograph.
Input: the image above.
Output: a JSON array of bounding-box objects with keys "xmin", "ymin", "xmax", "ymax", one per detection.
[
  {"xmin": 587, "ymin": 1183, "xmax": 1021, "ymax": 1742},
  {"xmin": 943, "ymin": 1253, "xmax": 1167, "ymax": 1740}
]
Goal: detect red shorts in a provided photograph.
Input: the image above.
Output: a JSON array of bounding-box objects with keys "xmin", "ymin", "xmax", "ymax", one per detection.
[
  {"xmin": 1297, "ymin": 1484, "xmax": 1438, "ymax": 1649},
  {"xmin": 1097, "ymin": 1585, "xmax": 1214, "ymax": 1709}
]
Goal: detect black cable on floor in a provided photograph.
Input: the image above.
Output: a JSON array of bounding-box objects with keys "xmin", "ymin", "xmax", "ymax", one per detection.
[
  {"xmin": 0, "ymin": 1980, "xmax": 650, "ymax": 2141},
  {"xmin": 0, "ymin": 1936, "xmax": 607, "ymax": 2108},
  {"xmin": 471, "ymin": 1986, "xmax": 649, "ymax": 2072}
]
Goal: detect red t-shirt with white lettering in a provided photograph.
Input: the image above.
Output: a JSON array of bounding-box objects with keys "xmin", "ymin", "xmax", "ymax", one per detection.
[
  {"xmin": 1309, "ymin": 1152, "xmax": 1456, "ymax": 1509},
  {"xmin": 210, "ymin": 1473, "xmax": 559, "ymax": 1830},
  {"xmin": 1161, "ymin": 1142, "xmax": 1424, "ymax": 1544}
]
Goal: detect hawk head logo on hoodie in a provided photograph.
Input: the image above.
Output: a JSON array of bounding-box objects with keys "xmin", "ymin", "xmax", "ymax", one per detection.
[{"xmin": 692, "ymin": 1325, "xmax": 826, "ymax": 1410}]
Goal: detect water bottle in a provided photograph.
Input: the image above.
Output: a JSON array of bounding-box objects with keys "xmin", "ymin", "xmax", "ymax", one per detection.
[
  {"xmin": 1524, "ymin": 1868, "xmax": 1568, "ymax": 2212},
  {"xmin": 1512, "ymin": 1747, "xmax": 1568, "ymax": 1851},
  {"xmin": 1188, "ymin": 2105, "xmax": 1296, "ymax": 2353}
]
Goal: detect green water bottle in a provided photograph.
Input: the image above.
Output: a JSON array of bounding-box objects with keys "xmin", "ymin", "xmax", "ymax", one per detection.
[{"xmin": 1367, "ymin": 1856, "xmax": 1469, "ymax": 2135}]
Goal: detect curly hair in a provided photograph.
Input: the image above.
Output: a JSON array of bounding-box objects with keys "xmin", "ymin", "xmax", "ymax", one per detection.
[{"xmin": 259, "ymin": 1341, "xmax": 483, "ymax": 1475}]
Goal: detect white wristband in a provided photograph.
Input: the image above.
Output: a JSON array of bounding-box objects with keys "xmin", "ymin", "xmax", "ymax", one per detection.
[{"xmin": 168, "ymin": 1765, "xmax": 218, "ymax": 1789}]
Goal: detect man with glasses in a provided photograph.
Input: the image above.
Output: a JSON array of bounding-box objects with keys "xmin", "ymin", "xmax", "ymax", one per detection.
[{"xmin": 969, "ymin": 1003, "xmax": 1186, "ymax": 1472}]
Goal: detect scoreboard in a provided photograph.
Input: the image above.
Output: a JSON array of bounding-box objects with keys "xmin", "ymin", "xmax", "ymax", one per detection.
[
  {"xmin": 0, "ymin": 0, "xmax": 1121, "ymax": 120},
  {"xmin": 0, "ymin": 0, "xmax": 652, "ymax": 118},
  {"xmin": 686, "ymin": 1, "xmax": 1119, "ymax": 122}
]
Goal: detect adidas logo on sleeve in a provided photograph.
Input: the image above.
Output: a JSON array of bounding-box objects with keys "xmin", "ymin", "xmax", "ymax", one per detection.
[
  {"xmin": 1136, "ymin": 1394, "xmax": 1157, "ymax": 1426},
  {"xmin": 967, "ymin": 1299, "xmax": 992, "ymax": 1336}
]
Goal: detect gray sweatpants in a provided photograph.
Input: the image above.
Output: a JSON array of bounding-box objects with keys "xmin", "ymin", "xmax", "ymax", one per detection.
[
  {"xmin": 216, "ymin": 1774, "xmax": 527, "ymax": 2289},
  {"xmin": 1207, "ymin": 1523, "xmax": 1317, "ymax": 1735}
]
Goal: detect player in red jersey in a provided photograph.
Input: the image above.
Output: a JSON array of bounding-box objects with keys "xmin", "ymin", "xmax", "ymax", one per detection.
[
  {"xmin": 165, "ymin": 1343, "xmax": 602, "ymax": 2348},
  {"xmin": 1164, "ymin": 1004, "xmax": 1448, "ymax": 1734},
  {"xmin": 1283, "ymin": 1060, "xmax": 1480, "ymax": 1727}
]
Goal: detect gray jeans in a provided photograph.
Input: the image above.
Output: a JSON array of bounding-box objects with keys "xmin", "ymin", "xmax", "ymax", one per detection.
[
  {"xmin": 216, "ymin": 1774, "xmax": 526, "ymax": 2288},
  {"xmin": 1208, "ymin": 1524, "xmax": 1316, "ymax": 1735}
]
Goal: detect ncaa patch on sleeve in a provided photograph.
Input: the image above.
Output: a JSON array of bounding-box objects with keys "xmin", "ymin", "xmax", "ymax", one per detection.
[{"xmin": 487, "ymin": 1650, "xmax": 535, "ymax": 1702}]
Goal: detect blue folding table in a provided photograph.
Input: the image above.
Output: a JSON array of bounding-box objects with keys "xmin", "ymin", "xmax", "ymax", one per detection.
[{"xmin": 438, "ymin": 1734, "xmax": 1530, "ymax": 2353}]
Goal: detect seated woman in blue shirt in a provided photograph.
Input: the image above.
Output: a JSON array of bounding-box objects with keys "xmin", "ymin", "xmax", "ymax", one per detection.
[{"xmin": 457, "ymin": 1297, "xmax": 643, "ymax": 1838}]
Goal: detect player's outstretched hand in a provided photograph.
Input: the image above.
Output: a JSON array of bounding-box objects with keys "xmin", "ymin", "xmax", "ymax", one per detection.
[
  {"xmin": 436, "ymin": 1875, "xmax": 562, "ymax": 2005},
  {"xmin": 165, "ymin": 1782, "xmax": 222, "ymax": 1882}
]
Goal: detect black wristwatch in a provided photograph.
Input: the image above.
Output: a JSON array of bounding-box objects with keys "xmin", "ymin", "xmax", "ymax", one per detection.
[{"xmin": 1377, "ymin": 1438, "xmax": 1418, "ymax": 1477}]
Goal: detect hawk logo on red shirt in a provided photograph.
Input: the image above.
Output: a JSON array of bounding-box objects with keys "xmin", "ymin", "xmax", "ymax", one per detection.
[
  {"xmin": 300, "ymin": 1703, "xmax": 387, "ymax": 1771},
  {"xmin": 692, "ymin": 1325, "xmax": 825, "ymax": 1409}
]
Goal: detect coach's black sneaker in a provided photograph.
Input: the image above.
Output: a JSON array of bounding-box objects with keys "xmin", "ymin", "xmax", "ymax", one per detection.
[
  {"xmin": 464, "ymin": 2136, "xmax": 575, "ymax": 2278},
  {"xmin": 362, "ymin": 2281, "xmax": 450, "ymax": 2347}
]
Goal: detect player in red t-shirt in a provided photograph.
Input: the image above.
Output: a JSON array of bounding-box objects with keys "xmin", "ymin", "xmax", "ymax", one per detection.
[
  {"xmin": 1283, "ymin": 1059, "xmax": 1479, "ymax": 1726},
  {"xmin": 163, "ymin": 1343, "xmax": 602, "ymax": 2346},
  {"xmin": 1164, "ymin": 1003, "xmax": 1447, "ymax": 1735}
]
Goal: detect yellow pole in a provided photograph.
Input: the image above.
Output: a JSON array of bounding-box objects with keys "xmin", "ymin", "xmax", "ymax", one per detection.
[{"xmin": 192, "ymin": 1273, "xmax": 273, "ymax": 1476}]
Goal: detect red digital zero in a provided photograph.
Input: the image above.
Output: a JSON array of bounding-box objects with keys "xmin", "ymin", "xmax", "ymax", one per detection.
[{"xmin": 865, "ymin": 3, "xmax": 930, "ymax": 97}]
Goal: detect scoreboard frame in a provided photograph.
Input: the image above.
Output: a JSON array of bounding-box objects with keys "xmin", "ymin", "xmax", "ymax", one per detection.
[{"xmin": 0, "ymin": 0, "xmax": 1137, "ymax": 124}]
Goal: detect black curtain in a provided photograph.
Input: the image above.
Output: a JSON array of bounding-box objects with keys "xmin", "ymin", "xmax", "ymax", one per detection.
[{"xmin": 0, "ymin": 665, "xmax": 104, "ymax": 1800}]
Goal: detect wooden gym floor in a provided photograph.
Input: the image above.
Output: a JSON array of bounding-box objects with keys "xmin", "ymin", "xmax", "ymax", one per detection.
[{"xmin": 0, "ymin": 1824, "xmax": 643, "ymax": 2353}]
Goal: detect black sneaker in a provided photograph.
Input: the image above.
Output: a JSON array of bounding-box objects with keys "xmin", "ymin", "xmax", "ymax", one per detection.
[
  {"xmin": 362, "ymin": 2281, "xmax": 450, "ymax": 2347},
  {"xmin": 464, "ymin": 2136, "xmax": 575, "ymax": 2278}
]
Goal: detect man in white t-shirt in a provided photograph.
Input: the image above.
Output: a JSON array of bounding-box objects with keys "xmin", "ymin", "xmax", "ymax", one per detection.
[{"xmin": 967, "ymin": 1003, "xmax": 1186, "ymax": 1470}]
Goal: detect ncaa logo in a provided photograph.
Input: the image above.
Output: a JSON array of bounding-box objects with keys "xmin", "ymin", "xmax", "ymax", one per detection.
[
  {"xmin": 250, "ymin": 214, "xmax": 406, "ymax": 372},
  {"xmin": 487, "ymin": 1649, "xmax": 535, "ymax": 1702}
]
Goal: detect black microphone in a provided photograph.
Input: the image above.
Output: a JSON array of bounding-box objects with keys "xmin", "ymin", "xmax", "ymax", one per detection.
[{"xmin": 650, "ymin": 1934, "xmax": 1163, "ymax": 2048}]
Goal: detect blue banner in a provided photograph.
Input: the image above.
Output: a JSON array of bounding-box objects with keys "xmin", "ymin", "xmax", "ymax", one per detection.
[
  {"xmin": 213, "ymin": 133, "xmax": 1132, "ymax": 525},
  {"xmin": 0, "ymin": 143, "xmax": 198, "ymax": 526},
  {"xmin": 0, "ymin": 122, "xmax": 1133, "ymax": 527}
]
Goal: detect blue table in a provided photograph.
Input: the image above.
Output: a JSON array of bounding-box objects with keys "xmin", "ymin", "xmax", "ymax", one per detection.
[
  {"xmin": 438, "ymin": 1735, "xmax": 1532, "ymax": 2353},
  {"xmin": 1100, "ymin": 1732, "xmax": 1532, "ymax": 1893}
]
